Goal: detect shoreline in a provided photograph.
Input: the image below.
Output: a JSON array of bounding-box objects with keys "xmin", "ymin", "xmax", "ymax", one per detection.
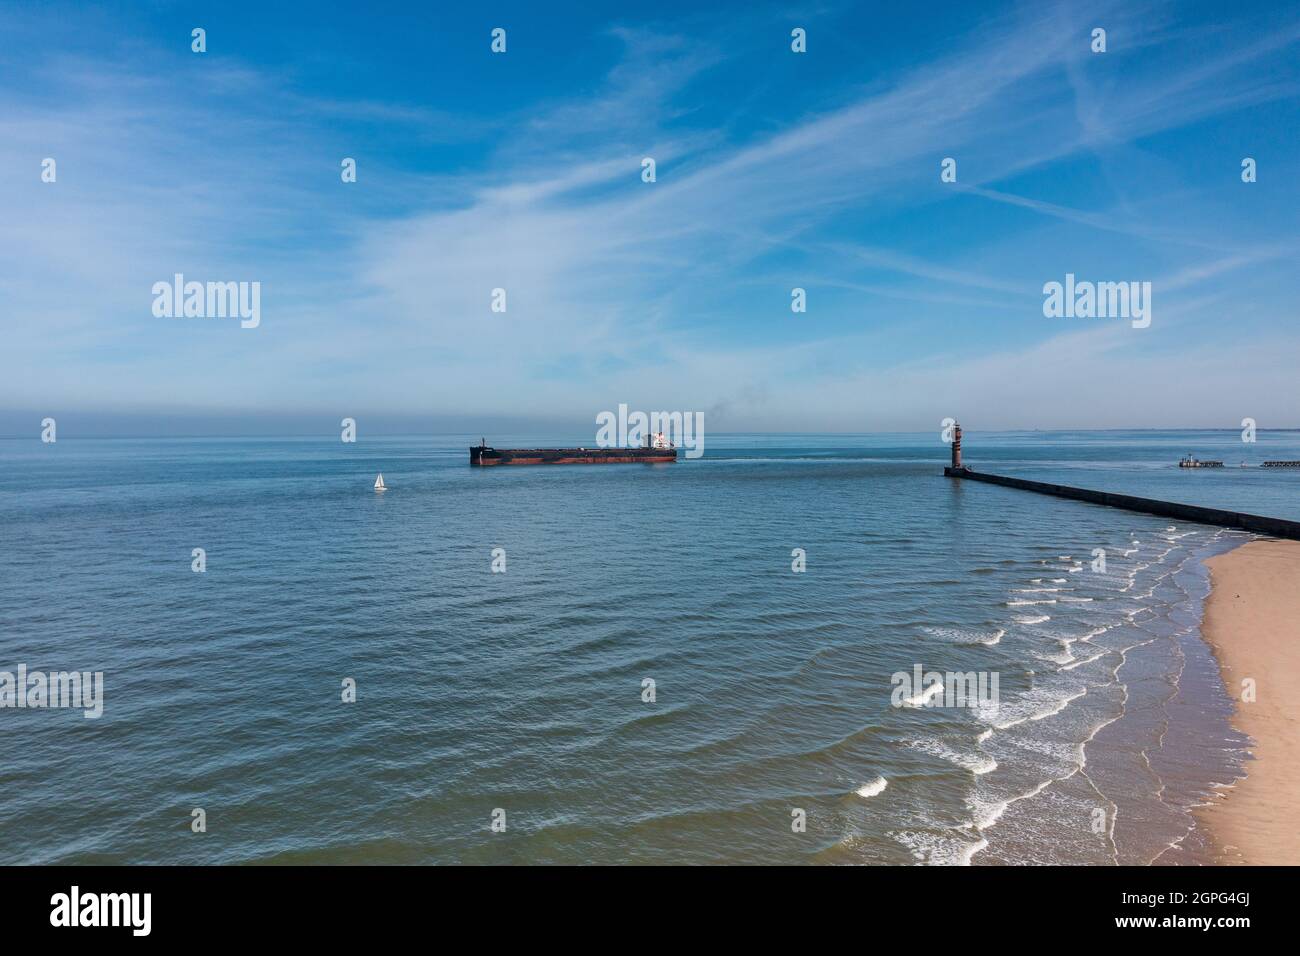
[{"xmin": 1196, "ymin": 538, "xmax": 1300, "ymax": 865}]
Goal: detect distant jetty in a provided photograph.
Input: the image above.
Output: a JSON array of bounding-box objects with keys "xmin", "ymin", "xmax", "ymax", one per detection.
[{"xmin": 943, "ymin": 425, "xmax": 1300, "ymax": 541}]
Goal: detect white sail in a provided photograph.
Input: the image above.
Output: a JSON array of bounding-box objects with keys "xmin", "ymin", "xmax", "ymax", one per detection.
[{"xmin": 374, "ymin": 473, "xmax": 386, "ymax": 490}]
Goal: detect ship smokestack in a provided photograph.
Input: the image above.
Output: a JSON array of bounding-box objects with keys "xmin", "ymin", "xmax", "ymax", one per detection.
[{"xmin": 952, "ymin": 424, "xmax": 963, "ymax": 470}]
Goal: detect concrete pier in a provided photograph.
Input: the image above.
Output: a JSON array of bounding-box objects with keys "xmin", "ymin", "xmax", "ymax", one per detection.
[{"xmin": 944, "ymin": 466, "xmax": 1300, "ymax": 540}]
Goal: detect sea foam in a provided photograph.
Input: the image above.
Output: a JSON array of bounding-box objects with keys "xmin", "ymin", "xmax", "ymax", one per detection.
[{"xmin": 855, "ymin": 777, "xmax": 888, "ymax": 799}]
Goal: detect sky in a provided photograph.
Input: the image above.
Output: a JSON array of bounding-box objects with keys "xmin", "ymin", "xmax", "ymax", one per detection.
[{"xmin": 1, "ymin": 0, "xmax": 1298, "ymax": 436}]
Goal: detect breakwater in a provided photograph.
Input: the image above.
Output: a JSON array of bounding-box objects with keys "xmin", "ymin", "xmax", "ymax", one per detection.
[{"xmin": 944, "ymin": 466, "xmax": 1300, "ymax": 540}]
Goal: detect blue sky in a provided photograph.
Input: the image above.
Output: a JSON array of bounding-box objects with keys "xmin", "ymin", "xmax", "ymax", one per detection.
[{"xmin": 1, "ymin": 0, "xmax": 1298, "ymax": 435}]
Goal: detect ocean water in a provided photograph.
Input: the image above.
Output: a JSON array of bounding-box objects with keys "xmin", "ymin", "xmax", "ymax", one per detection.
[{"xmin": 2, "ymin": 429, "xmax": 1295, "ymax": 865}]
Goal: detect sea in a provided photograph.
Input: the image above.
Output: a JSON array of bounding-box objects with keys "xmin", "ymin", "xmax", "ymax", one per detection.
[{"xmin": 2, "ymin": 429, "xmax": 1296, "ymax": 865}]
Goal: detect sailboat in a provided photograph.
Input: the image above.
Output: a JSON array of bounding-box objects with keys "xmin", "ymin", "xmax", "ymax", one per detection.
[{"xmin": 374, "ymin": 473, "xmax": 387, "ymax": 492}]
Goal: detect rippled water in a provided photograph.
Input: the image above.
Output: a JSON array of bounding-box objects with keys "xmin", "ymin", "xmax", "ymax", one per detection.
[{"xmin": 2, "ymin": 430, "xmax": 1294, "ymax": 864}]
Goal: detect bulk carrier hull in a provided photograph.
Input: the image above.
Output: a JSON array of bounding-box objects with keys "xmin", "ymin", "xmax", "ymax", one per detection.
[{"xmin": 470, "ymin": 445, "xmax": 676, "ymax": 465}]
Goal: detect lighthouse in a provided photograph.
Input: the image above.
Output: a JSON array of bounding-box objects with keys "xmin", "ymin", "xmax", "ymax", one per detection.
[{"xmin": 951, "ymin": 424, "xmax": 963, "ymax": 471}]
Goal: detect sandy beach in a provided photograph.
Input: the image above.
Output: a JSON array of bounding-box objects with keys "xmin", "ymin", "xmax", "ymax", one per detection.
[{"xmin": 1197, "ymin": 538, "xmax": 1300, "ymax": 865}]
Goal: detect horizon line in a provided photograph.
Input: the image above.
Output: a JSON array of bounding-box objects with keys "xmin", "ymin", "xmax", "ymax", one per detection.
[{"xmin": 4, "ymin": 426, "xmax": 1299, "ymax": 441}]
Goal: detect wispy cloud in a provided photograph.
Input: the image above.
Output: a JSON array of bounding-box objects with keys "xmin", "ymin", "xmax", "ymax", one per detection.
[{"xmin": 2, "ymin": 1, "xmax": 1298, "ymax": 430}]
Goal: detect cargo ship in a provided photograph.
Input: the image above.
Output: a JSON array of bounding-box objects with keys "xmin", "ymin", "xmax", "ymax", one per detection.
[
  {"xmin": 1179, "ymin": 455, "xmax": 1224, "ymax": 468},
  {"xmin": 470, "ymin": 435, "xmax": 677, "ymax": 466}
]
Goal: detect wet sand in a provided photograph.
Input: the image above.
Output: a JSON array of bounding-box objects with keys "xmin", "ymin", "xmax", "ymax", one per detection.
[{"xmin": 1198, "ymin": 538, "xmax": 1300, "ymax": 865}]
